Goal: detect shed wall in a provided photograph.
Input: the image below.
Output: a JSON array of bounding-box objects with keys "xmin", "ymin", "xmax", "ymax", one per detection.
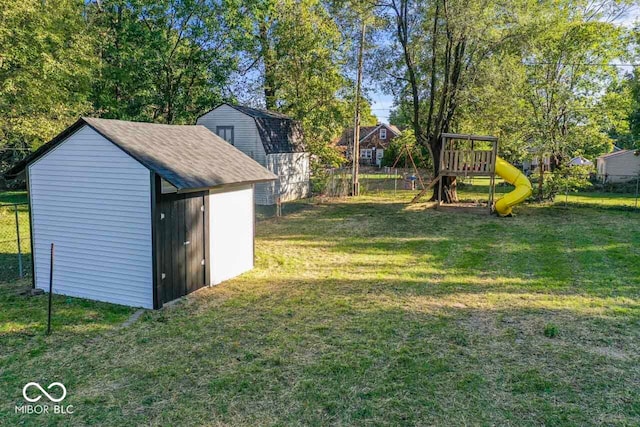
[
  {"xmin": 209, "ymin": 185, "xmax": 254, "ymax": 284},
  {"xmin": 28, "ymin": 126, "xmax": 153, "ymax": 308},
  {"xmin": 265, "ymin": 153, "xmax": 311, "ymax": 204}
]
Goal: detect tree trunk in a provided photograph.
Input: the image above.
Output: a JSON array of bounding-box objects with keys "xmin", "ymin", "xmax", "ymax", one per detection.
[
  {"xmin": 259, "ymin": 22, "xmax": 277, "ymax": 110},
  {"xmin": 428, "ymin": 134, "xmax": 458, "ymax": 203},
  {"xmin": 537, "ymin": 153, "xmax": 544, "ymax": 200}
]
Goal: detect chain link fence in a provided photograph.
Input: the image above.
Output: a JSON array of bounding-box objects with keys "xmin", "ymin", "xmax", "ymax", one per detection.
[
  {"xmin": 535, "ymin": 172, "xmax": 640, "ymax": 210},
  {"xmin": 309, "ymin": 167, "xmax": 640, "ymax": 211},
  {"xmin": 316, "ymin": 166, "xmax": 433, "ymax": 197},
  {"xmin": 0, "ymin": 202, "xmax": 31, "ymax": 282}
]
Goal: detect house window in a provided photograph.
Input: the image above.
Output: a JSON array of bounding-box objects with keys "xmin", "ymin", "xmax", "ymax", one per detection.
[
  {"xmin": 360, "ymin": 149, "xmax": 372, "ymax": 159},
  {"xmin": 379, "ymin": 128, "xmax": 387, "ymax": 139},
  {"xmin": 216, "ymin": 126, "xmax": 234, "ymax": 145}
]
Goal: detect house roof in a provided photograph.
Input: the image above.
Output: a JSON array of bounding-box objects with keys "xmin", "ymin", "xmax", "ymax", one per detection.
[
  {"xmin": 569, "ymin": 156, "xmax": 592, "ymax": 166},
  {"xmin": 598, "ymin": 149, "xmax": 630, "ymax": 160},
  {"xmin": 6, "ymin": 117, "xmax": 277, "ymax": 191},
  {"xmin": 203, "ymin": 103, "xmax": 306, "ymax": 155}
]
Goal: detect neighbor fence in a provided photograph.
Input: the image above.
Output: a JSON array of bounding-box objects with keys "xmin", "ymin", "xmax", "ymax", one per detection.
[
  {"xmin": 0, "ymin": 202, "xmax": 31, "ymax": 282},
  {"xmin": 312, "ymin": 167, "xmax": 640, "ymax": 211},
  {"xmin": 317, "ymin": 166, "xmax": 433, "ymax": 197},
  {"xmin": 531, "ymin": 171, "xmax": 640, "ymax": 210}
]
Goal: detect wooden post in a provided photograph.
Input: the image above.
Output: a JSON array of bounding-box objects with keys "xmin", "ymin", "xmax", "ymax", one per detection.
[
  {"xmin": 47, "ymin": 243, "xmax": 54, "ymax": 335},
  {"xmin": 351, "ymin": 21, "xmax": 366, "ymax": 197},
  {"xmin": 436, "ymin": 136, "xmax": 446, "ymax": 208},
  {"xmin": 488, "ymin": 138, "xmax": 498, "ymax": 213}
]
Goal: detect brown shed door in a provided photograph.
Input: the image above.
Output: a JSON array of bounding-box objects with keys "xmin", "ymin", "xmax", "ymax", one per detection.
[{"xmin": 158, "ymin": 192, "xmax": 206, "ymax": 305}]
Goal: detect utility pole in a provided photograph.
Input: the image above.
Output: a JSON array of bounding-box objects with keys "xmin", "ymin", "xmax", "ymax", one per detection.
[{"xmin": 352, "ymin": 20, "xmax": 366, "ymax": 196}]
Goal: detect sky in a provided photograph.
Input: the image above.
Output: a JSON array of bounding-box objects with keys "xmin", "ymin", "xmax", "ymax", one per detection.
[{"xmin": 370, "ymin": 5, "xmax": 639, "ymax": 125}]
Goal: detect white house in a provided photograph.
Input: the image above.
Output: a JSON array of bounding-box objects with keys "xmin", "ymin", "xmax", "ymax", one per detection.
[
  {"xmin": 197, "ymin": 104, "xmax": 310, "ymax": 205},
  {"xmin": 7, "ymin": 117, "xmax": 276, "ymax": 309},
  {"xmin": 597, "ymin": 150, "xmax": 640, "ymax": 183},
  {"xmin": 568, "ymin": 156, "xmax": 592, "ymax": 167}
]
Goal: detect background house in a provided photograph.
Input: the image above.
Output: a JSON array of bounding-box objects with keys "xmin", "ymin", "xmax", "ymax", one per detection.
[
  {"xmin": 7, "ymin": 118, "xmax": 275, "ymax": 309},
  {"xmin": 335, "ymin": 123, "xmax": 401, "ymax": 166},
  {"xmin": 197, "ymin": 104, "xmax": 310, "ymax": 205},
  {"xmin": 568, "ymin": 156, "xmax": 593, "ymax": 167},
  {"xmin": 597, "ymin": 149, "xmax": 640, "ymax": 183}
]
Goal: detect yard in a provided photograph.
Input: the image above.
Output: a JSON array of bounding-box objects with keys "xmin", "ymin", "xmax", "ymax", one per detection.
[{"xmin": 1, "ymin": 192, "xmax": 640, "ymax": 425}]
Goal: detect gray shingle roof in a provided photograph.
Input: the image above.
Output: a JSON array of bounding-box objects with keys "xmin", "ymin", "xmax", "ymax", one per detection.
[
  {"xmin": 216, "ymin": 104, "xmax": 306, "ymax": 155},
  {"xmin": 6, "ymin": 117, "xmax": 277, "ymax": 191}
]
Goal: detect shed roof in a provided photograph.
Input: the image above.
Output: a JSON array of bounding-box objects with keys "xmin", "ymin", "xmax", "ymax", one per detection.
[
  {"xmin": 203, "ymin": 103, "xmax": 306, "ymax": 155},
  {"xmin": 6, "ymin": 117, "xmax": 277, "ymax": 191}
]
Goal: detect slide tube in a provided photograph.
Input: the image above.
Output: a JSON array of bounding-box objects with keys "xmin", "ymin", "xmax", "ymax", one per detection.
[{"xmin": 494, "ymin": 156, "xmax": 532, "ymax": 216}]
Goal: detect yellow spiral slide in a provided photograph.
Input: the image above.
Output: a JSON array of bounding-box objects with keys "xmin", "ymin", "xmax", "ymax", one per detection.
[{"xmin": 494, "ymin": 156, "xmax": 532, "ymax": 216}]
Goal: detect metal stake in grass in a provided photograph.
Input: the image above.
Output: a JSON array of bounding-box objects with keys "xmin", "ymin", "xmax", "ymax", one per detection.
[{"xmin": 47, "ymin": 243, "xmax": 54, "ymax": 335}]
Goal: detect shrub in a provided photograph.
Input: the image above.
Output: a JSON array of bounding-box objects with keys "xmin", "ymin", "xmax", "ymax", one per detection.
[
  {"xmin": 531, "ymin": 165, "xmax": 593, "ymax": 200},
  {"xmin": 543, "ymin": 323, "xmax": 558, "ymax": 338}
]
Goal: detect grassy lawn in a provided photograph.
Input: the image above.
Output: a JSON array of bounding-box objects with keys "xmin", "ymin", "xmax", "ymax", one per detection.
[
  {"xmin": 1, "ymin": 192, "xmax": 640, "ymax": 425},
  {"xmin": 0, "ymin": 192, "xmax": 31, "ymax": 282}
]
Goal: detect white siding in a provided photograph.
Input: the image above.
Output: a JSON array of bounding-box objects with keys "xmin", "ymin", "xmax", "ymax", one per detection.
[
  {"xmin": 197, "ymin": 105, "xmax": 311, "ymax": 205},
  {"xmin": 598, "ymin": 151, "xmax": 640, "ymax": 183},
  {"xmin": 29, "ymin": 126, "xmax": 153, "ymax": 308},
  {"xmin": 197, "ymin": 105, "xmax": 266, "ymax": 165},
  {"xmin": 209, "ymin": 185, "xmax": 254, "ymax": 285},
  {"xmin": 265, "ymin": 153, "xmax": 311, "ymax": 204}
]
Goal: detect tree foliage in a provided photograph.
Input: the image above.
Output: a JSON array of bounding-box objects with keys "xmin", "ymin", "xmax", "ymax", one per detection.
[
  {"xmin": 88, "ymin": 0, "xmax": 235, "ymax": 124},
  {"xmin": 377, "ymin": 0, "xmax": 635, "ymax": 201},
  {"xmin": 0, "ymin": 0, "xmax": 95, "ymax": 160},
  {"xmin": 0, "ymin": 0, "xmax": 637, "ymax": 189}
]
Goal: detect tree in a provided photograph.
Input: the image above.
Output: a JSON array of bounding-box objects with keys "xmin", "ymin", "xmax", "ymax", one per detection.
[
  {"xmin": 0, "ymin": 0, "xmax": 95, "ymax": 168},
  {"xmin": 377, "ymin": 0, "xmax": 525, "ymax": 202},
  {"xmin": 520, "ymin": 1, "xmax": 628, "ymax": 197},
  {"xmin": 224, "ymin": 0, "xmax": 377, "ymax": 166},
  {"xmin": 88, "ymin": 0, "xmax": 235, "ymax": 124}
]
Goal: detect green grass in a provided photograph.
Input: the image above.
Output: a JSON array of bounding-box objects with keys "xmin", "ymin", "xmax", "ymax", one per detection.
[
  {"xmin": 0, "ymin": 192, "xmax": 31, "ymax": 282},
  {"xmin": 1, "ymin": 192, "xmax": 640, "ymax": 425}
]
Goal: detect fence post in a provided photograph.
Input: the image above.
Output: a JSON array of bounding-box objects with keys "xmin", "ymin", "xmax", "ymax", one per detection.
[
  {"xmin": 635, "ymin": 175, "xmax": 639, "ymax": 210},
  {"xmin": 14, "ymin": 204, "xmax": 23, "ymax": 279}
]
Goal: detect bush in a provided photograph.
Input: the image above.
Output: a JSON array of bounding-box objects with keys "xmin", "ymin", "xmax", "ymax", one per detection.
[{"xmin": 531, "ymin": 165, "xmax": 593, "ymax": 200}]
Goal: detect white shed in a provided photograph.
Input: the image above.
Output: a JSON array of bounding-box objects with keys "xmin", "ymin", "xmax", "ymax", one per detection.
[
  {"xmin": 197, "ymin": 103, "xmax": 310, "ymax": 205},
  {"xmin": 597, "ymin": 150, "xmax": 640, "ymax": 183},
  {"xmin": 7, "ymin": 118, "xmax": 276, "ymax": 309}
]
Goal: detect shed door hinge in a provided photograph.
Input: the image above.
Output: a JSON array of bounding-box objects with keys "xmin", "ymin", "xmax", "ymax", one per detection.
[
  {"xmin": 201, "ymin": 259, "xmax": 205, "ymax": 266},
  {"xmin": 160, "ymin": 213, "xmax": 165, "ymax": 220},
  {"xmin": 161, "ymin": 273, "xmax": 166, "ymax": 280},
  {"xmin": 201, "ymin": 205, "xmax": 205, "ymax": 212}
]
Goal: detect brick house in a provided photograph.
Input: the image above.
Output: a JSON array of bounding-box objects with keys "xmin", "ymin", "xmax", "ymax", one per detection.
[{"xmin": 334, "ymin": 123, "xmax": 401, "ymax": 166}]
